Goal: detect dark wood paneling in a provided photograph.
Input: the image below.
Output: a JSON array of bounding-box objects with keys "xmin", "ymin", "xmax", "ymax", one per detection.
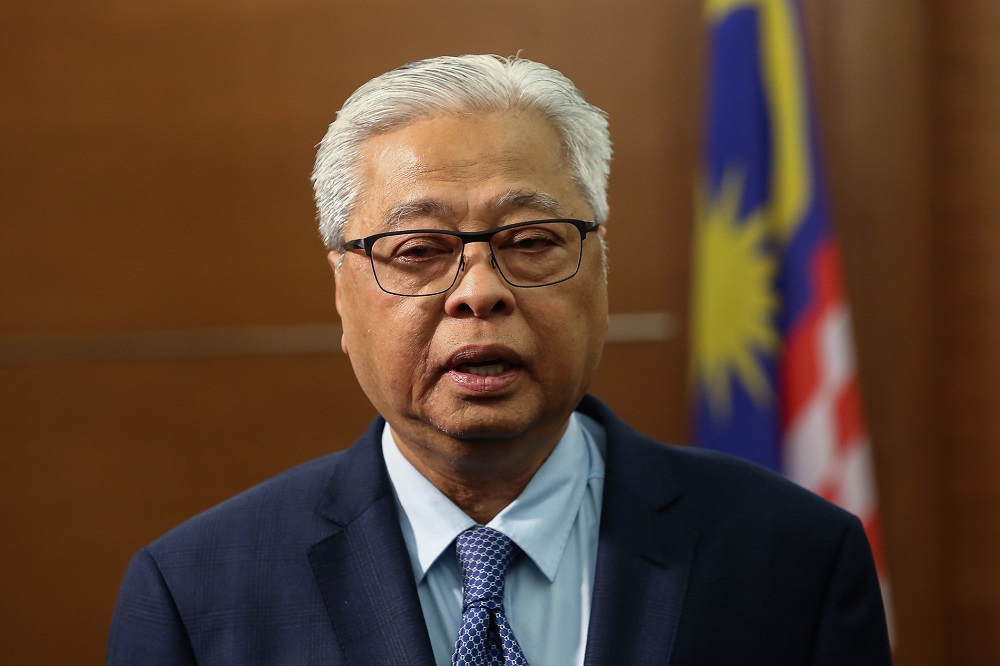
[
  {"xmin": 0, "ymin": 1, "xmax": 694, "ymax": 662},
  {"xmin": 8, "ymin": 0, "xmax": 1000, "ymax": 664},
  {"xmin": 930, "ymin": 0, "xmax": 1000, "ymax": 661},
  {"xmin": 806, "ymin": 1, "xmax": 941, "ymax": 663},
  {"xmin": 0, "ymin": 354, "xmax": 375, "ymax": 660}
]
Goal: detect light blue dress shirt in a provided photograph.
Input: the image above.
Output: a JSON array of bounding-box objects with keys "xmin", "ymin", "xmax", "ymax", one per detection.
[{"xmin": 382, "ymin": 412, "xmax": 607, "ymax": 666}]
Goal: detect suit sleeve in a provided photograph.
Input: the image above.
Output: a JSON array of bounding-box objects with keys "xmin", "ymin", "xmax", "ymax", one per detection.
[
  {"xmin": 811, "ymin": 515, "xmax": 892, "ymax": 666},
  {"xmin": 106, "ymin": 548, "xmax": 198, "ymax": 666}
]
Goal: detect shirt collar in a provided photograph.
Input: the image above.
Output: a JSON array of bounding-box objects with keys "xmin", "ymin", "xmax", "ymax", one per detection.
[
  {"xmin": 382, "ymin": 412, "xmax": 602, "ymax": 584},
  {"xmin": 381, "ymin": 426, "xmax": 475, "ymax": 583},
  {"xmin": 487, "ymin": 413, "xmax": 597, "ymax": 581}
]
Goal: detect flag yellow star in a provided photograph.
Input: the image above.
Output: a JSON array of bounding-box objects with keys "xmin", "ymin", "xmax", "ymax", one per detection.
[{"xmin": 691, "ymin": 170, "xmax": 779, "ymax": 417}]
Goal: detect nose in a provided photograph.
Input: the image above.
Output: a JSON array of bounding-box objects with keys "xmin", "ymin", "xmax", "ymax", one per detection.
[{"xmin": 443, "ymin": 242, "xmax": 516, "ymax": 318}]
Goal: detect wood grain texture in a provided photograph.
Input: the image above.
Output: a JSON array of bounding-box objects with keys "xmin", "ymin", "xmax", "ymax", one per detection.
[
  {"xmin": 805, "ymin": 1, "xmax": 941, "ymax": 663},
  {"xmin": 5, "ymin": 0, "xmax": 1000, "ymax": 663},
  {"xmin": 0, "ymin": 2, "xmax": 693, "ymax": 661},
  {"xmin": 929, "ymin": 1, "xmax": 1000, "ymax": 662}
]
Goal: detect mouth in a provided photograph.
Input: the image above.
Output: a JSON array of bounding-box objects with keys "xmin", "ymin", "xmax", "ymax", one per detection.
[
  {"xmin": 454, "ymin": 360, "xmax": 515, "ymax": 377},
  {"xmin": 444, "ymin": 346, "xmax": 523, "ymax": 393}
]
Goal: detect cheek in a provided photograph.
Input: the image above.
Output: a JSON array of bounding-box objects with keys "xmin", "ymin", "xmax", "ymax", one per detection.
[
  {"xmin": 524, "ymin": 295, "xmax": 604, "ymax": 372},
  {"xmin": 555, "ymin": 280, "xmax": 608, "ymax": 373},
  {"xmin": 342, "ymin": 294, "xmax": 435, "ymax": 390}
]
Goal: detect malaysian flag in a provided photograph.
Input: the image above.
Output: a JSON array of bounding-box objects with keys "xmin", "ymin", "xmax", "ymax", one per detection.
[{"xmin": 690, "ymin": 0, "xmax": 889, "ymax": 609}]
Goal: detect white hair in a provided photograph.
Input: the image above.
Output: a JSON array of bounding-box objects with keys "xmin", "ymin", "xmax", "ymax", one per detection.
[{"xmin": 311, "ymin": 54, "xmax": 612, "ymax": 250}]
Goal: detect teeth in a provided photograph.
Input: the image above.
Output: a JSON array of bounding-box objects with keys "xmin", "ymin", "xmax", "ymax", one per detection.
[{"xmin": 457, "ymin": 361, "xmax": 511, "ymax": 376}]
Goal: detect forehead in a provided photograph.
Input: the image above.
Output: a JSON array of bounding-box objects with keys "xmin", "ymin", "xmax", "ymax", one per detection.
[{"xmin": 350, "ymin": 111, "xmax": 590, "ymax": 232}]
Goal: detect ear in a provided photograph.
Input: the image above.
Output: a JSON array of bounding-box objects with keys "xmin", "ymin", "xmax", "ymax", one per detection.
[
  {"xmin": 327, "ymin": 251, "xmax": 349, "ymax": 356},
  {"xmin": 326, "ymin": 251, "xmax": 344, "ymax": 315}
]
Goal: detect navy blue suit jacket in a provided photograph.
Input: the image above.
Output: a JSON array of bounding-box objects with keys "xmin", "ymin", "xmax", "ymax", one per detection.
[{"xmin": 107, "ymin": 395, "xmax": 891, "ymax": 664}]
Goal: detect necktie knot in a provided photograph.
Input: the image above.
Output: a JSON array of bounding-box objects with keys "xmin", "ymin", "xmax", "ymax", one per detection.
[
  {"xmin": 452, "ymin": 526, "xmax": 529, "ymax": 665},
  {"xmin": 455, "ymin": 526, "xmax": 516, "ymax": 610}
]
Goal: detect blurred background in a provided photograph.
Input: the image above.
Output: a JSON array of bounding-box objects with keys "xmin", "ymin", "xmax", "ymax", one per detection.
[{"xmin": 1, "ymin": 0, "xmax": 997, "ymax": 663}]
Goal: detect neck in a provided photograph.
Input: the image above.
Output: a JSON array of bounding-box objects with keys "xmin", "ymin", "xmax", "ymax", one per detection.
[{"xmin": 391, "ymin": 420, "xmax": 569, "ymax": 525}]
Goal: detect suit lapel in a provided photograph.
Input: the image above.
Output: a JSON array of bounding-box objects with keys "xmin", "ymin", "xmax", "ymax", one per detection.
[
  {"xmin": 306, "ymin": 397, "xmax": 693, "ymax": 664},
  {"xmin": 308, "ymin": 419, "xmax": 435, "ymax": 665},
  {"xmin": 581, "ymin": 397, "xmax": 698, "ymax": 666}
]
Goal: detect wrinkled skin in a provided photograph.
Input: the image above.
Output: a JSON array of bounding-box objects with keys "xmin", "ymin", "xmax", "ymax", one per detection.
[{"xmin": 329, "ymin": 110, "xmax": 608, "ymax": 519}]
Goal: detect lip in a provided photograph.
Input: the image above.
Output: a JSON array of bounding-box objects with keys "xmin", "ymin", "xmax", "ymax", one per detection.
[{"xmin": 443, "ymin": 345, "xmax": 525, "ymax": 395}]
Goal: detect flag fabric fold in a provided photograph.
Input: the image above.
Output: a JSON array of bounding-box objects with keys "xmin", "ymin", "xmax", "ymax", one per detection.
[{"xmin": 691, "ymin": 0, "xmax": 889, "ymax": 607}]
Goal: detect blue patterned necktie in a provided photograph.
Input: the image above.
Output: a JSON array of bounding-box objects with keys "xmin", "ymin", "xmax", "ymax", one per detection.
[{"xmin": 451, "ymin": 526, "xmax": 529, "ymax": 666}]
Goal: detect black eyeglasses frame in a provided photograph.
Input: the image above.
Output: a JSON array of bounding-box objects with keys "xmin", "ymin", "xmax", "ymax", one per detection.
[{"xmin": 342, "ymin": 218, "xmax": 600, "ymax": 297}]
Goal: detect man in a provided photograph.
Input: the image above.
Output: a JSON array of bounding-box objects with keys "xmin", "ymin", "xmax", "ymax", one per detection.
[{"xmin": 107, "ymin": 55, "xmax": 891, "ymax": 665}]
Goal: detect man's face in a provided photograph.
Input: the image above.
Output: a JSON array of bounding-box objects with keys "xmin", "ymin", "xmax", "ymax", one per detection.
[{"xmin": 330, "ymin": 110, "xmax": 608, "ymax": 458}]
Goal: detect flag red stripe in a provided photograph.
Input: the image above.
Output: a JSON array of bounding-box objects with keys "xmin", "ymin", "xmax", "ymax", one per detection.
[
  {"xmin": 835, "ymin": 379, "xmax": 865, "ymax": 452},
  {"xmin": 781, "ymin": 240, "xmax": 837, "ymax": 427}
]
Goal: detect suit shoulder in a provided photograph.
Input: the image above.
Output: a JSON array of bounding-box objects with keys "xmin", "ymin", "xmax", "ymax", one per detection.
[
  {"xmin": 657, "ymin": 442, "xmax": 856, "ymax": 533},
  {"xmin": 583, "ymin": 394, "xmax": 857, "ymax": 535},
  {"xmin": 146, "ymin": 450, "xmax": 347, "ymax": 556}
]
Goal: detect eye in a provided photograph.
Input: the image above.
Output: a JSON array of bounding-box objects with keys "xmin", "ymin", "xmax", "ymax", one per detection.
[
  {"xmin": 383, "ymin": 234, "xmax": 457, "ymax": 262},
  {"xmin": 503, "ymin": 227, "xmax": 563, "ymax": 251}
]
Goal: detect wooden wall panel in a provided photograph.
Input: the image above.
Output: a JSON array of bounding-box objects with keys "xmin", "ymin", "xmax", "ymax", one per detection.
[
  {"xmin": 8, "ymin": 0, "xmax": 1000, "ymax": 663},
  {"xmin": 805, "ymin": 1, "xmax": 941, "ymax": 663},
  {"xmin": 0, "ymin": 355, "xmax": 375, "ymax": 659},
  {"xmin": 931, "ymin": 0, "xmax": 1000, "ymax": 662},
  {"xmin": 0, "ymin": 1, "xmax": 697, "ymax": 662}
]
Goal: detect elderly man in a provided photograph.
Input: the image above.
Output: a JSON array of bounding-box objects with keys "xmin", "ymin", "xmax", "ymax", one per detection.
[{"xmin": 107, "ymin": 55, "xmax": 891, "ymax": 665}]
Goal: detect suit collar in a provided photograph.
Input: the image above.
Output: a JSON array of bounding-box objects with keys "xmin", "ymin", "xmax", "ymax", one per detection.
[
  {"xmin": 317, "ymin": 396, "xmax": 684, "ymax": 522},
  {"xmin": 577, "ymin": 394, "xmax": 683, "ymax": 511},
  {"xmin": 307, "ymin": 397, "xmax": 696, "ymax": 665},
  {"xmin": 578, "ymin": 395, "xmax": 698, "ymax": 666},
  {"xmin": 308, "ymin": 417, "xmax": 436, "ymax": 665},
  {"xmin": 313, "ymin": 417, "xmax": 392, "ymax": 526}
]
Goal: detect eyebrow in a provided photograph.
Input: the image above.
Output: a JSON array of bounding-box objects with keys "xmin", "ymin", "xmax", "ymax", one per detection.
[
  {"xmin": 383, "ymin": 200, "xmax": 454, "ymax": 229},
  {"xmin": 491, "ymin": 190, "xmax": 567, "ymax": 218},
  {"xmin": 379, "ymin": 189, "xmax": 569, "ymax": 231}
]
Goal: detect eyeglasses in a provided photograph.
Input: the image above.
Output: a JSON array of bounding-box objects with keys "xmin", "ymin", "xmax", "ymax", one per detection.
[{"xmin": 343, "ymin": 218, "xmax": 600, "ymax": 297}]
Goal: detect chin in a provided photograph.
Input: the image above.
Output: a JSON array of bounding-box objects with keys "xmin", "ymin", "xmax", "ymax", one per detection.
[
  {"xmin": 431, "ymin": 395, "xmax": 572, "ymax": 444},
  {"xmin": 434, "ymin": 413, "xmax": 530, "ymax": 442}
]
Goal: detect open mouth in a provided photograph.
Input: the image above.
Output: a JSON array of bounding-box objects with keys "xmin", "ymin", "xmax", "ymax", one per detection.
[{"xmin": 454, "ymin": 360, "xmax": 514, "ymax": 377}]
